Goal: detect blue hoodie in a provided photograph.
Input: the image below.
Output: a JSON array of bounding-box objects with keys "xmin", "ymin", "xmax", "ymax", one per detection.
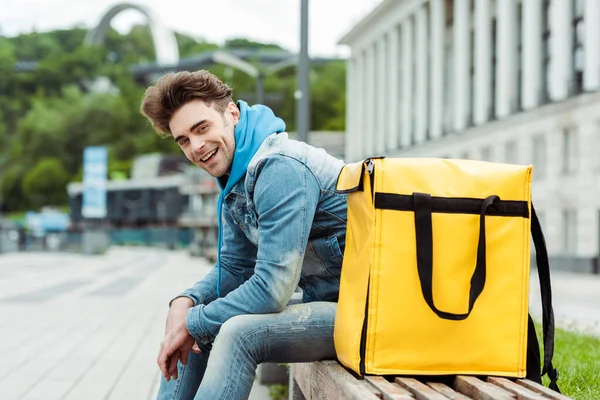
[{"xmin": 215, "ymin": 100, "xmax": 286, "ymax": 296}]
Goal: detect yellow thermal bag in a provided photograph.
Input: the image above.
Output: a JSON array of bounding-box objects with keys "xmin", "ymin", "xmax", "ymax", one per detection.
[{"xmin": 334, "ymin": 157, "xmax": 558, "ymax": 387}]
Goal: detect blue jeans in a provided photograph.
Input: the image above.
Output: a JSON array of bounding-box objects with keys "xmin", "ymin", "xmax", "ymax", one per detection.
[{"xmin": 157, "ymin": 302, "xmax": 337, "ymax": 400}]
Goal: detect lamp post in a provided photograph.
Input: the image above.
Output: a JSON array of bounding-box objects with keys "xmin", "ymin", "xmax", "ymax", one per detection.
[{"xmin": 296, "ymin": 0, "xmax": 311, "ymax": 144}]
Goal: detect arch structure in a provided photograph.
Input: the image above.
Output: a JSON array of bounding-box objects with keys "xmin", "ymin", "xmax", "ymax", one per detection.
[{"xmin": 85, "ymin": 3, "xmax": 179, "ymax": 67}]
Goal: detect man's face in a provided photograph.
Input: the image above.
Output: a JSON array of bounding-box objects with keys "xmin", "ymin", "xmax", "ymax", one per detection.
[{"xmin": 169, "ymin": 100, "xmax": 239, "ymax": 178}]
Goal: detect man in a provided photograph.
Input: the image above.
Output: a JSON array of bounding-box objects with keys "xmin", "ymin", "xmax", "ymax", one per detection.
[{"xmin": 140, "ymin": 70, "xmax": 347, "ymax": 399}]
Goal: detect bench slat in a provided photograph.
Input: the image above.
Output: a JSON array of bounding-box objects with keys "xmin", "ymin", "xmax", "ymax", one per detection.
[
  {"xmin": 293, "ymin": 361, "xmax": 573, "ymax": 400},
  {"xmin": 365, "ymin": 376, "xmax": 415, "ymax": 400},
  {"xmin": 293, "ymin": 363, "xmax": 315, "ymax": 399},
  {"xmin": 365, "ymin": 379, "xmax": 384, "ymax": 399},
  {"xmin": 516, "ymin": 379, "xmax": 572, "ymax": 400},
  {"xmin": 394, "ymin": 377, "xmax": 450, "ymax": 400},
  {"xmin": 454, "ymin": 376, "xmax": 514, "ymax": 400},
  {"xmin": 293, "ymin": 361, "xmax": 381, "ymax": 400},
  {"xmin": 426, "ymin": 382, "xmax": 470, "ymax": 400},
  {"xmin": 487, "ymin": 377, "xmax": 547, "ymax": 400}
]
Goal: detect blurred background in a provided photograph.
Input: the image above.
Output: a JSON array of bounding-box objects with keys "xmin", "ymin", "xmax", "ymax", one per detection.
[
  {"xmin": 1, "ymin": 0, "xmax": 599, "ymax": 274},
  {"xmin": 1, "ymin": 1, "xmax": 600, "ymax": 399},
  {"xmin": 0, "ymin": 0, "xmax": 376, "ymax": 258}
]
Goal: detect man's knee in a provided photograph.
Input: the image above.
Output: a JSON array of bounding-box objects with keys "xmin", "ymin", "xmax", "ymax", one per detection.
[{"xmin": 215, "ymin": 314, "xmax": 266, "ymax": 354}]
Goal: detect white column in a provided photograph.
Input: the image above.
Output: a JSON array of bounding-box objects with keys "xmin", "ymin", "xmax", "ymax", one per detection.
[
  {"xmin": 401, "ymin": 17, "xmax": 414, "ymax": 147},
  {"xmin": 496, "ymin": 0, "xmax": 518, "ymax": 118},
  {"xmin": 376, "ymin": 36, "xmax": 387, "ymax": 155},
  {"xmin": 453, "ymin": 0, "xmax": 470, "ymax": 131},
  {"xmin": 429, "ymin": 0, "xmax": 445, "ymax": 140},
  {"xmin": 474, "ymin": 0, "xmax": 492, "ymax": 124},
  {"xmin": 415, "ymin": 7, "xmax": 429, "ymax": 144},
  {"xmin": 522, "ymin": 0, "xmax": 543, "ymax": 110},
  {"xmin": 550, "ymin": 0, "xmax": 573, "ymax": 101},
  {"xmin": 387, "ymin": 26, "xmax": 400, "ymax": 151},
  {"xmin": 345, "ymin": 56, "xmax": 355, "ymax": 161},
  {"xmin": 356, "ymin": 53, "xmax": 365, "ymax": 161},
  {"xmin": 366, "ymin": 44, "xmax": 376, "ymax": 156},
  {"xmin": 584, "ymin": 0, "xmax": 600, "ymax": 91}
]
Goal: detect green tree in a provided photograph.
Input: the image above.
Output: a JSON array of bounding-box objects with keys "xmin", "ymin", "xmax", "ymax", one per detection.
[
  {"xmin": 0, "ymin": 26, "xmax": 347, "ymax": 212},
  {"xmin": 176, "ymin": 33, "xmax": 219, "ymax": 57},
  {"xmin": 22, "ymin": 158, "xmax": 70, "ymax": 209},
  {"xmin": 12, "ymin": 31, "xmax": 62, "ymax": 60},
  {"xmin": 225, "ymin": 38, "xmax": 285, "ymax": 51},
  {"xmin": 104, "ymin": 25, "xmax": 154, "ymax": 64},
  {"xmin": 1, "ymin": 163, "xmax": 28, "ymax": 210},
  {"xmin": 311, "ymin": 61, "xmax": 346, "ymax": 131}
]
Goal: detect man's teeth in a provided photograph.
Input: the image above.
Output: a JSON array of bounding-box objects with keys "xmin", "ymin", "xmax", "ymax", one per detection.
[{"xmin": 201, "ymin": 149, "xmax": 217, "ymax": 162}]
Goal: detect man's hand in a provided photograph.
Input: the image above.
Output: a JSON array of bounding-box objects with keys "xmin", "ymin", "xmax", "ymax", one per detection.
[
  {"xmin": 159, "ymin": 297, "xmax": 201, "ymax": 381},
  {"xmin": 166, "ymin": 297, "xmax": 194, "ymax": 335},
  {"xmin": 158, "ymin": 320, "xmax": 197, "ymax": 381}
]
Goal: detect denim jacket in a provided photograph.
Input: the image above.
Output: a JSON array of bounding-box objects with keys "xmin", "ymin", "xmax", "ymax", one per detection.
[{"xmin": 181, "ymin": 133, "xmax": 348, "ymax": 342}]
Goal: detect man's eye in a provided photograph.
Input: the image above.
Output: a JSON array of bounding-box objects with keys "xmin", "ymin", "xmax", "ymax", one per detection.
[
  {"xmin": 198, "ymin": 125, "xmax": 208, "ymax": 133},
  {"xmin": 179, "ymin": 138, "xmax": 189, "ymax": 145}
]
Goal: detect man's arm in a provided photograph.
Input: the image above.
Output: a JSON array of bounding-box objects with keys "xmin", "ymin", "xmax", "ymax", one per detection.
[
  {"xmin": 186, "ymin": 155, "xmax": 320, "ymax": 341},
  {"xmin": 159, "ymin": 195, "xmax": 258, "ymax": 380},
  {"xmin": 172, "ymin": 211, "xmax": 258, "ymax": 307}
]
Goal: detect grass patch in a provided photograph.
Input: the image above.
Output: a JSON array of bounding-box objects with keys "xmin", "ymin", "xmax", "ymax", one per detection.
[{"xmin": 536, "ymin": 322, "xmax": 600, "ymax": 399}]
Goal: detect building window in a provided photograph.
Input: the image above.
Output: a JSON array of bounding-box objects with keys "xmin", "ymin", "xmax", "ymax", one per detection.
[
  {"xmin": 443, "ymin": 2, "xmax": 454, "ymax": 134},
  {"xmin": 516, "ymin": 0, "xmax": 523, "ymax": 112},
  {"xmin": 397, "ymin": 32, "xmax": 403, "ymax": 146},
  {"xmin": 572, "ymin": 0, "xmax": 584, "ymax": 95},
  {"xmin": 412, "ymin": 18, "xmax": 417, "ymax": 145},
  {"xmin": 542, "ymin": 0, "xmax": 551, "ymax": 103},
  {"xmin": 481, "ymin": 146, "xmax": 492, "ymax": 161},
  {"xmin": 505, "ymin": 141, "xmax": 518, "ymax": 164},
  {"xmin": 532, "ymin": 134, "xmax": 546, "ymax": 179},
  {"xmin": 491, "ymin": 16, "xmax": 497, "ymax": 119},
  {"xmin": 563, "ymin": 127, "xmax": 578, "ymax": 174},
  {"xmin": 563, "ymin": 210, "xmax": 577, "ymax": 254},
  {"xmin": 469, "ymin": 3, "xmax": 475, "ymax": 127}
]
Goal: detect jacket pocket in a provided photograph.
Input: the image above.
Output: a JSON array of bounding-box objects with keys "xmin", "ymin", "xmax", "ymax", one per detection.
[{"xmin": 305, "ymin": 233, "xmax": 343, "ymax": 281}]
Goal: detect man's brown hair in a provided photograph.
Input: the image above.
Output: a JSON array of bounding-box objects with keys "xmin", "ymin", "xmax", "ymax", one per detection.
[{"xmin": 140, "ymin": 70, "xmax": 233, "ymax": 137}]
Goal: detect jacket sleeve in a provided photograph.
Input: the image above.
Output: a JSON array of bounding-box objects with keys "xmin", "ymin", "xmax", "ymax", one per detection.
[
  {"xmin": 173, "ymin": 203, "xmax": 257, "ymax": 307},
  {"xmin": 186, "ymin": 155, "xmax": 320, "ymax": 340}
]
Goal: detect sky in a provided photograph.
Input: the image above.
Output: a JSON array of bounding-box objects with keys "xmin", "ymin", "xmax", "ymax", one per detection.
[{"xmin": 0, "ymin": 0, "xmax": 383, "ymax": 58}]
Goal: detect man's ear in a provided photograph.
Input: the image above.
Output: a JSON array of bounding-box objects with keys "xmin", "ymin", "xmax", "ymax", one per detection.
[{"xmin": 227, "ymin": 102, "xmax": 240, "ymax": 126}]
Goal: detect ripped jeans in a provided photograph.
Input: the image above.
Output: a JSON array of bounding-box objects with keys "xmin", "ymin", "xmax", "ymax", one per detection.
[{"xmin": 156, "ymin": 301, "xmax": 337, "ymax": 400}]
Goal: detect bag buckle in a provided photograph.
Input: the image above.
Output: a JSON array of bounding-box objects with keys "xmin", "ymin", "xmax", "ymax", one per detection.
[{"xmin": 365, "ymin": 159, "xmax": 374, "ymax": 175}]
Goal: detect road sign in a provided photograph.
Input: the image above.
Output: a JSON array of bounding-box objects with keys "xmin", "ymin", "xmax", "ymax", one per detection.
[{"xmin": 82, "ymin": 146, "xmax": 108, "ymax": 218}]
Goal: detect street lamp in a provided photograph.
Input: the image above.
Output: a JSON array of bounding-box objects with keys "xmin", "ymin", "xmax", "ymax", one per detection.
[{"xmin": 296, "ymin": 0, "xmax": 311, "ymax": 144}]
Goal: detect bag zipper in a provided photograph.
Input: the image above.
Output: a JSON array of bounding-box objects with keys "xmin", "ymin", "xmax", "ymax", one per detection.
[
  {"xmin": 359, "ymin": 158, "xmax": 376, "ymax": 375},
  {"xmin": 366, "ymin": 159, "xmax": 375, "ymax": 200}
]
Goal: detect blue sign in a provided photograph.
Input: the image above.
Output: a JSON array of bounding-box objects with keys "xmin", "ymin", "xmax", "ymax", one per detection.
[
  {"xmin": 26, "ymin": 211, "xmax": 69, "ymax": 233},
  {"xmin": 82, "ymin": 146, "xmax": 108, "ymax": 218}
]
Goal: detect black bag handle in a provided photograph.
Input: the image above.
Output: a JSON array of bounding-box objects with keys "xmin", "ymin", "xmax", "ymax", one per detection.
[
  {"xmin": 531, "ymin": 206, "xmax": 560, "ymax": 392},
  {"xmin": 413, "ymin": 192, "xmax": 499, "ymax": 320}
]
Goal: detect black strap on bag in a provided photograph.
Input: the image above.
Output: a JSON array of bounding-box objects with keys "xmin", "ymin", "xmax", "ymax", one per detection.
[
  {"xmin": 413, "ymin": 192, "xmax": 499, "ymax": 320},
  {"xmin": 526, "ymin": 314, "xmax": 542, "ymax": 383},
  {"xmin": 413, "ymin": 193, "xmax": 559, "ymax": 391},
  {"xmin": 531, "ymin": 206, "xmax": 560, "ymax": 392}
]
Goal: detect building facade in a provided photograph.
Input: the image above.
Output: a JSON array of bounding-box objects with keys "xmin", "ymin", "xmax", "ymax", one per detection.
[{"xmin": 341, "ymin": 0, "xmax": 600, "ymax": 269}]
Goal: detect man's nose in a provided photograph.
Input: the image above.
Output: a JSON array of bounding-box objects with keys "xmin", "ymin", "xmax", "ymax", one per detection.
[{"xmin": 190, "ymin": 137, "xmax": 205, "ymax": 155}]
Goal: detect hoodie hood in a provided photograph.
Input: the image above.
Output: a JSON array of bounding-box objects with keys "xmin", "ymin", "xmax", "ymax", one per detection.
[{"xmin": 215, "ymin": 100, "xmax": 286, "ymax": 296}]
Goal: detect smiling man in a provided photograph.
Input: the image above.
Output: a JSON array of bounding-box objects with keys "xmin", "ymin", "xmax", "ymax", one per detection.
[{"xmin": 140, "ymin": 70, "xmax": 347, "ymax": 400}]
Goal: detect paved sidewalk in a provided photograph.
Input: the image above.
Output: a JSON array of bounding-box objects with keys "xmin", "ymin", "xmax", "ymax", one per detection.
[
  {"xmin": 529, "ymin": 269, "xmax": 600, "ymax": 336},
  {"xmin": 1, "ymin": 247, "xmax": 598, "ymax": 399},
  {"xmin": 0, "ymin": 247, "xmax": 272, "ymax": 400}
]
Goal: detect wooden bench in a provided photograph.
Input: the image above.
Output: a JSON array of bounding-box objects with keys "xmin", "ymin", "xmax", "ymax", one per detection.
[{"xmin": 290, "ymin": 360, "xmax": 571, "ymax": 400}]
